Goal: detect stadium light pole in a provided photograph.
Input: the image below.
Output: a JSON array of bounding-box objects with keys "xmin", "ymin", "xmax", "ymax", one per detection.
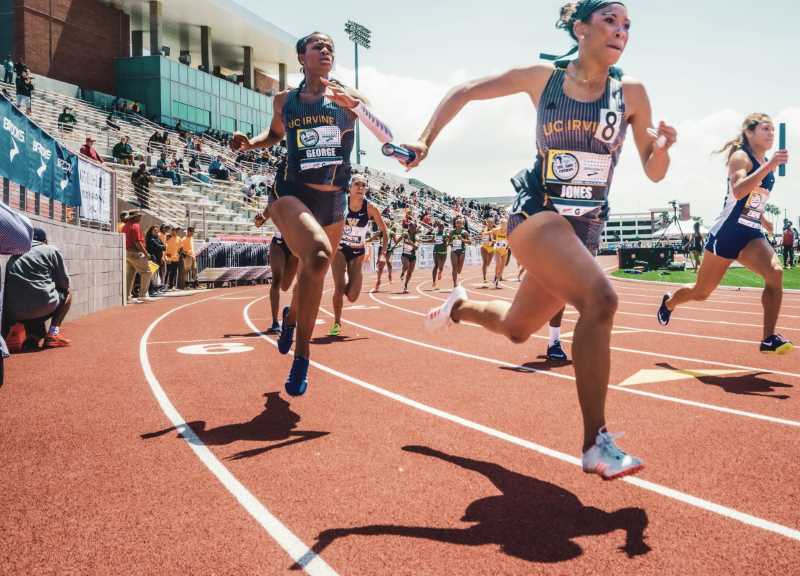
[{"xmin": 345, "ymin": 20, "xmax": 371, "ymax": 165}]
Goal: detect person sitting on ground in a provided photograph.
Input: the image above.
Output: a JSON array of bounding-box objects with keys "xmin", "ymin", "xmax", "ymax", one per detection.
[
  {"xmin": 112, "ymin": 135, "xmax": 134, "ymax": 165},
  {"xmin": 208, "ymin": 155, "xmax": 230, "ymax": 180},
  {"xmin": 131, "ymin": 163, "xmax": 152, "ymax": 210},
  {"xmin": 2, "ymin": 228, "xmax": 71, "ymax": 349},
  {"xmin": 80, "ymin": 136, "xmax": 104, "ymax": 164},
  {"xmin": 57, "ymin": 106, "xmax": 76, "ymax": 132}
]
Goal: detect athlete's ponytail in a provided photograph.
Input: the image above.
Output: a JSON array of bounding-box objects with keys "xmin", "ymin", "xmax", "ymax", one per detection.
[{"xmin": 715, "ymin": 113, "xmax": 772, "ymax": 161}]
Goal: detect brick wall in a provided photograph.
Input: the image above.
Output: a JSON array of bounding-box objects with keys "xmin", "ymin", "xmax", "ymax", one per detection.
[{"xmin": 16, "ymin": 0, "xmax": 130, "ymax": 94}]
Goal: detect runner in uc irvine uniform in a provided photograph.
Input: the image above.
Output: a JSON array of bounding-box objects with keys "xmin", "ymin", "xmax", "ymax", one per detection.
[{"xmin": 403, "ymin": 1, "xmax": 677, "ymax": 480}]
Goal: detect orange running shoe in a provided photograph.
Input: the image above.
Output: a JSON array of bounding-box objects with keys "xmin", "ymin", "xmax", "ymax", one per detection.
[{"xmin": 44, "ymin": 333, "xmax": 71, "ymax": 348}]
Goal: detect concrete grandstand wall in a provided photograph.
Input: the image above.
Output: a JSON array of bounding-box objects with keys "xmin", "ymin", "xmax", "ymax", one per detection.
[{"xmin": 26, "ymin": 214, "xmax": 124, "ymax": 320}]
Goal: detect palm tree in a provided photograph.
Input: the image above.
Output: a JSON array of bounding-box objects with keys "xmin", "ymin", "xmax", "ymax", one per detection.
[{"xmin": 765, "ymin": 203, "xmax": 781, "ymax": 230}]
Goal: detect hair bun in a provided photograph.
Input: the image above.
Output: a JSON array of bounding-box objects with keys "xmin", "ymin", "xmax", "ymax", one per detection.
[{"xmin": 558, "ymin": 2, "xmax": 578, "ymax": 29}]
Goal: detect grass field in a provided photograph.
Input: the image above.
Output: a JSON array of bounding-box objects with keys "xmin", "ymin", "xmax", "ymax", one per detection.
[{"xmin": 612, "ymin": 266, "xmax": 800, "ymax": 289}]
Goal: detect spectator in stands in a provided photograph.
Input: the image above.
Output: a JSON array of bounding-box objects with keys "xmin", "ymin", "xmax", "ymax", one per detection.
[
  {"xmin": 112, "ymin": 135, "xmax": 134, "ymax": 165},
  {"xmin": 181, "ymin": 227, "xmax": 197, "ymax": 289},
  {"xmin": 147, "ymin": 130, "xmax": 163, "ymax": 153},
  {"xmin": 256, "ymin": 182, "xmax": 268, "ymax": 197},
  {"xmin": 161, "ymin": 131, "xmax": 171, "ymax": 150},
  {"xmin": 121, "ymin": 211, "xmax": 153, "ymax": 303},
  {"xmin": 131, "ymin": 163, "xmax": 152, "ymax": 210},
  {"xmin": 3, "ymin": 55, "xmax": 13, "ymax": 84},
  {"xmin": 2, "ymin": 227, "xmax": 72, "ymax": 349},
  {"xmin": 80, "ymin": 136, "xmax": 103, "ymax": 164},
  {"xmin": 105, "ymin": 111, "xmax": 121, "ymax": 131},
  {"xmin": 164, "ymin": 226, "xmax": 181, "ymax": 289},
  {"xmin": 153, "ymin": 152, "xmax": 182, "ymax": 186},
  {"xmin": 243, "ymin": 183, "xmax": 257, "ymax": 204},
  {"xmin": 782, "ymin": 221, "xmax": 795, "ymax": 268},
  {"xmin": 131, "ymin": 102, "xmax": 140, "ymax": 114},
  {"xmin": 188, "ymin": 154, "xmax": 201, "ymax": 173},
  {"xmin": 15, "ymin": 68, "xmax": 33, "ymax": 115},
  {"xmin": 13, "ymin": 59, "xmax": 25, "ymax": 78},
  {"xmin": 145, "ymin": 225, "xmax": 166, "ymax": 296},
  {"xmin": 0, "ymin": 200, "xmax": 34, "ymax": 385},
  {"xmin": 57, "ymin": 106, "xmax": 77, "ymax": 132},
  {"xmin": 208, "ymin": 155, "xmax": 229, "ymax": 181}
]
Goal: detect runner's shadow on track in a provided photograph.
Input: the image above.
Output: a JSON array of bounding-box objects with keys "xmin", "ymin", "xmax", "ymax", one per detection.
[
  {"xmin": 310, "ymin": 335, "xmax": 369, "ymax": 345},
  {"xmin": 293, "ymin": 445, "xmax": 650, "ymax": 569},
  {"xmin": 656, "ymin": 362, "xmax": 792, "ymax": 400},
  {"xmin": 140, "ymin": 392, "xmax": 329, "ymax": 460},
  {"xmin": 499, "ymin": 356, "xmax": 573, "ymax": 373},
  {"xmin": 221, "ymin": 331, "xmax": 265, "ymax": 339}
]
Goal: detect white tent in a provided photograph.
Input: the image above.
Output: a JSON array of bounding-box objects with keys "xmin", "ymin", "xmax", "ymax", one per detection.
[{"xmin": 655, "ymin": 220, "xmax": 709, "ymax": 240}]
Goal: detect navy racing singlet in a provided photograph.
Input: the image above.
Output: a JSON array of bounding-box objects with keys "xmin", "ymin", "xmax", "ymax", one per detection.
[
  {"xmin": 710, "ymin": 146, "xmax": 775, "ymax": 234},
  {"xmin": 283, "ymin": 85, "xmax": 356, "ymax": 189},
  {"xmin": 341, "ymin": 198, "xmax": 370, "ymax": 248}
]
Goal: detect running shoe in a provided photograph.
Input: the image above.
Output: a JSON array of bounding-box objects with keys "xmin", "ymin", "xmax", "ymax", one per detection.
[
  {"xmin": 328, "ymin": 322, "xmax": 341, "ymax": 337},
  {"xmin": 425, "ymin": 286, "xmax": 467, "ymax": 332},
  {"xmin": 266, "ymin": 320, "xmax": 281, "ymax": 334},
  {"xmin": 277, "ymin": 306, "xmax": 295, "ymax": 355},
  {"xmin": 656, "ymin": 293, "xmax": 672, "ymax": 326},
  {"xmin": 43, "ymin": 333, "xmax": 71, "ymax": 348},
  {"xmin": 546, "ymin": 340, "xmax": 568, "ymax": 361},
  {"xmin": 582, "ymin": 427, "xmax": 644, "ymax": 481},
  {"xmin": 285, "ymin": 356, "xmax": 309, "ymax": 396},
  {"xmin": 760, "ymin": 334, "xmax": 794, "ymax": 354}
]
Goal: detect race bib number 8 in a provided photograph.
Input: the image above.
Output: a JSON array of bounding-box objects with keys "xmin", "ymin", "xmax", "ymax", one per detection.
[{"xmin": 594, "ymin": 108, "xmax": 622, "ymax": 144}]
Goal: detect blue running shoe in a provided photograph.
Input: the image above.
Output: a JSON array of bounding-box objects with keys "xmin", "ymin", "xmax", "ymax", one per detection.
[
  {"xmin": 657, "ymin": 293, "xmax": 672, "ymax": 326},
  {"xmin": 277, "ymin": 306, "xmax": 295, "ymax": 355},
  {"xmin": 285, "ymin": 356, "xmax": 309, "ymax": 396},
  {"xmin": 266, "ymin": 320, "xmax": 281, "ymax": 334},
  {"xmin": 546, "ymin": 340, "xmax": 568, "ymax": 361},
  {"xmin": 760, "ymin": 334, "xmax": 794, "ymax": 354}
]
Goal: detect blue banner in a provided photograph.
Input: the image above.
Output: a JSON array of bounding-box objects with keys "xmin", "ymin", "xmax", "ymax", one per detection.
[
  {"xmin": 0, "ymin": 93, "xmax": 82, "ymax": 207},
  {"xmin": 53, "ymin": 140, "xmax": 80, "ymax": 206},
  {"xmin": 0, "ymin": 96, "xmax": 29, "ymax": 189}
]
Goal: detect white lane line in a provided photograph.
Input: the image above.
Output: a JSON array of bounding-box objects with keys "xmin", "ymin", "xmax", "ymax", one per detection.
[
  {"xmin": 139, "ymin": 294, "xmax": 339, "ymax": 576},
  {"xmin": 242, "ymin": 299, "xmax": 800, "ymax": 543},
  {"xmin": 149, "ymin": 337, "xmax": 251, "ymax": 345},
  {"xmin": 367, "ymin": 291, "xmax": 800, "ymax": 427}
]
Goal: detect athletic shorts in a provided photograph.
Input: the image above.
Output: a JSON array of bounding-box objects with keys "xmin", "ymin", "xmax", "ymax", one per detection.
[
  {"xmin": 270, "ymin": 236, "xmax": 293, "ymax": 259},
  {"xmin": 481, "ymin": 244, "xmax": 494, "ymax": 254},
  {"xmin": 339, "ymin": 243, "xmax": 365, "ymax": 262},
  {"xmin": 402, "ymin": 252, "xmax": 416, "ymax": 263},
  {"xmin": 273, "ymin": 178, "xmax": 346, "ymax": 227},
  {"xmin": 705, "ymin": 223, "xmax": 765, "ymax": 260}
]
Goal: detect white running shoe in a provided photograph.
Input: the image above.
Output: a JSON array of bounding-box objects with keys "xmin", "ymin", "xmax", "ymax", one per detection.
[
  {"xmin": 582, "ymin": 427, "xmax": 644, "ymax": 481},
  {"xmin": 425, "ymin": 286, "xmax": 467, "ymax": 332}
]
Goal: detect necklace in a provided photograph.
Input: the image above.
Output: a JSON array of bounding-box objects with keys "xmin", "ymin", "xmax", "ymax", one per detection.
[{"xmin": 565, "ymin": 63, "xmax": 606, "ymax": 85}]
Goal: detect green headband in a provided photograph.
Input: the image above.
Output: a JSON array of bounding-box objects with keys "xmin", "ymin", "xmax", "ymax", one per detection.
[{"xmin": 540, "ymin": 1, "xmax": 626, "ymax": 62}]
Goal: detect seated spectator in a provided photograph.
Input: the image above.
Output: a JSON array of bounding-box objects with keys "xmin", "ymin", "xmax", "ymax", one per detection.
[
  {"xmin": 112, "ymin": 135, "xmax": 134, "ymax": 165},
  {"xmin": 117, "ymin": 210, "xmax": 129, "ymax": 232},
  {"xmin": 80, "ymin": 137, "xmax": 104, "ymax": 164},
  {"xmin": 106, "ymin": 111, "xmax": 121, "ymax": 131},
  {"xmin": 131, "ymin": 163, "xmax": 152, "ymax": 210},
  {"xmin": 147, "ymin": 130, "xmax": 163, "ymax": 153},
  {"xmin": 152, "ymin": 152, "xmax": 182, "ymax": 186},
  {"xmin": 256, "ymin": 182, "xmax": 268, "ymax": 197},
  {"xmin": 2, "ymin": 228, "xmax": 71, "ymax": 349},
  {"xmin": 120, "ymin": 211, "xmax": 153, "ymax": 303},
  {"xmin": 208, "ymin": 155, "xmax": 230, "ymax": 181},
  {"xmin": 15, "ymin": 68, "xmax": 33, "ymax": 115},
  {"xmin": 57, "ymin": 106, "xmax": 77, "ymax": 132},
  {"xmin": 188, "ymin": 154, "xmax": 201, "ymax": 173},
  {"xmin": 243, "ymin": 183, "xmax": 256, "ymax": 204},
  {"xmin": 171, "ymin": 155, "xmax": 185, "ymax": 173},
  {"xmin": 161, "ymin": 131, "xmax": 171, "ymax": 150}
]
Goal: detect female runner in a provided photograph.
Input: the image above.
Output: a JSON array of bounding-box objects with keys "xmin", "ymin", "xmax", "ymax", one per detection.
[
  {"xmin": 448, "ymin": 216, "xmax": 471, "ymax": 289},
  {"xmin": 431, "ymin": 220, "xmax": 449, "ymax": 291},
  {"xmin": 479, "ymin": 217, "xmax": 496, "ymax": 286},
  {"xmin": 399, "ymin": 221, "xmax": 419, "ymax": 294}
]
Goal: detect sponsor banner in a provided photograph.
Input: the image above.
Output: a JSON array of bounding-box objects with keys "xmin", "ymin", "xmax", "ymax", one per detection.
[{"xmin": 78, "ymin": 158, "xmax": 112, "ymax": 224}]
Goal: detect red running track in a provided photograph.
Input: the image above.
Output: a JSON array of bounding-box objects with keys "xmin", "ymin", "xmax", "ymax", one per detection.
[{"xmin": 3, "ymin": 257, "xmax": 800, "ymax": 575}]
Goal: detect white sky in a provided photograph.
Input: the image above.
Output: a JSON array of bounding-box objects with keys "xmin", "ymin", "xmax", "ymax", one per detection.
[{"xmin": 235, "ymin": 0, "xmax": 800, "ymax": 223}]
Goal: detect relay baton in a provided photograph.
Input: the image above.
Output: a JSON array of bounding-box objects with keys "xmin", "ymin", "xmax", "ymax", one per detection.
[
  {"xmin": 779, "ymin": 122, "xmax": 786, "ymax": 177},
  {"xmin": 382, "ymin": 142, "xmax": 417, "ymax": 164}
]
